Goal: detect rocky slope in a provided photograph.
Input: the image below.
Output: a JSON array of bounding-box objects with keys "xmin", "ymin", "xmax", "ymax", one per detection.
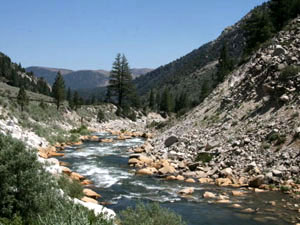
[{"xmin": 131, "ymin": 17, "xmax": 300, "ymax": 192}]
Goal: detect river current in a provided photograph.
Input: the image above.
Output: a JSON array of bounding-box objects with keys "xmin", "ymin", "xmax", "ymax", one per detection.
[{"xmin": 56, "ymin": 132, "xmax": 298, "ymax": 225}]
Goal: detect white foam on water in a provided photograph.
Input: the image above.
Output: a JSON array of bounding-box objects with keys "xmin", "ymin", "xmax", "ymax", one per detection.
[
  {"xmin": 130, "ymin": 180, "xmax": 166, "ymax": 191},
  {"xmin": 72, "ymin": 163, "xmax": 133, "ymax": 188},
  {"xmin": 125, "ymin": 138, "xmax": 144, "ymax": 143}
]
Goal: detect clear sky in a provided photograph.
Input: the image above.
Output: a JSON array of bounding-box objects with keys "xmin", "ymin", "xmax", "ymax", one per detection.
[{"xmin": 0, "ymin": 0, "xmax": 267, "ymax": 71}]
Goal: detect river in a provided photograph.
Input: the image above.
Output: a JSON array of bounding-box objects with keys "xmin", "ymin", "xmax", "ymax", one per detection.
[{"xmin": 56, "ymin": 132, "xmax": 299, "ymax": 225}]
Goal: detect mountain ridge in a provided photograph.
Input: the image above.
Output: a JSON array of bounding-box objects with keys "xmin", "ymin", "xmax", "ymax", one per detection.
[{"xmin": 26, "ymin": 66, "xmax": 153, "ymax": 90}]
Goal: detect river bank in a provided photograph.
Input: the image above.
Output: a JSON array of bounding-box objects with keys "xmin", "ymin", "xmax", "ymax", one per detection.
[{"xmin": 51, "ymin": 131, "xmax": 300, "ymax": 225}]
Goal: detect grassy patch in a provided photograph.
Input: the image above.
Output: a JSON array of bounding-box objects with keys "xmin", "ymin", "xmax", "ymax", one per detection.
[
  {"xmin": 119, "ymin": 202, "xmax": 186, "ymax": 225},
  {"xmin": 195, "ymin": 152, "xmax": 213, "ymax": 163},
  {"xmin": 57, "ymin": 175, "xmax": 83, "ymax": 199}
]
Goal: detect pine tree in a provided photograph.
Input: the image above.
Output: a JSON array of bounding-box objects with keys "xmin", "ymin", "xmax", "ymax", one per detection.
[
  {"xmin": 73, "ymin": 91, "xmax": 79, "ymax": 110},
  {"xmin": 243, "ymin": 7, "xmax": 274, "ymax": 55},
  {"xmin": 199, "ymin": 80, "xmax": 210, "ymax": 102},
  {"xmin": 149, "ymin": 89, "xmax": 155, "ymax": 110},
  {"xmin": 216, "ymin": 44, "xmax": 233, "ymax": 83},
  {"xmin": 160, "ymin": 88, "xmax": 172, "ymax": 113},
  {"xmin": 91, "ymin": 95, "xmax": 96, "ymax": 105},
  {"xmin": 175, "ymin": 91, "xmax": 188, "ymax": 113},
  {"xmin": 17, "ymin": 86, "xmax": 29, "ymax": 111},
  {"xmin": 107, "ymin": 53, "xmax": 135, "ymax": 107},
  {"xmin": 52, "ymin": 72, "xmax": 65, "ymax": 110},
  {"xmin": 67, "ymin": 87, "xmax": 72, "ymax": 103}
]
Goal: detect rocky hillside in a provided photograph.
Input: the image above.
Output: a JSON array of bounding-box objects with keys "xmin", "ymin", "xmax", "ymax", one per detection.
[{"xmin": 134, "ymin": 17, "xmax": 300, "ymax": 191}]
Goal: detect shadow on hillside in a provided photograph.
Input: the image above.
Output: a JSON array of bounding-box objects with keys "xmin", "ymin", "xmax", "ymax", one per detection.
[{"xmin": 245, "ymin": 98, "xmax": 283, "ymax": 120}]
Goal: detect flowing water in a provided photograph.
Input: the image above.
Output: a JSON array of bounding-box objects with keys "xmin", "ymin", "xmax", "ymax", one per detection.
[{"xmin": 57, "ymin": 132, "xmax": 299, "ymax": 225}]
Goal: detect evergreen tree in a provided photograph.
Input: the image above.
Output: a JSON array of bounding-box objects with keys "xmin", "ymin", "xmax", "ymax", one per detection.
[
  {"xmin": 156, "ymin": 91, "xmax": 161, "ymax": 111},
  {"xmin": 52, "ymin": 72, "xmax": 65, "ymax": 110},
  {"xmin": 175, "ymin": 91, "xmax": 189, "ymax": 113},
  {"xmin": 17, "ymin": 86, "xmax": 29, "ymax": 111},
  {"xmin": 73, "ymin": 91, "xmax": 79, "ymax": 110},
  {"xmin": 243, "ymin": 7, "xmax": 274, "ymax": 55},
  {"xmin": 149, "ymin": 89, "xmax": 155, "ymax": 110},
  {"xmin": 269, "ymin": 0, "xmax": 292, "ymax": 30},
  {"xmin": 199, "ymin": 80, "xmax": 210, "ymax": 102},
  {"xmin": 91, "ymin": 95, "xmax": 96, "ymax": 105},
  {"xmin": 216, "ymin": 44, "xmax": 233, "ymax": 83},
  {"xmin": 66, "ymin": 87, "xmax": 72, "ymax": 103},
  {"xmin": 107, "ymin": 53, "xmax": 135, "ymax": 107},
  {"xmin": 160, "ymin": 88, "xmax": 172, "ymax": 113},
  {"xmin": 105, "ymin": 87, "xmax": 111, "ymax": 103}
]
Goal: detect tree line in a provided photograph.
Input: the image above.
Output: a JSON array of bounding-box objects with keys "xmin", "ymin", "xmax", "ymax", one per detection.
[
  {"xmin": 0, "ymin": 52, "xmax": 51, "ymax": 96},
  {"xmin": 243, "ymin": 0, "xmax": 300, "ymax": 56}
]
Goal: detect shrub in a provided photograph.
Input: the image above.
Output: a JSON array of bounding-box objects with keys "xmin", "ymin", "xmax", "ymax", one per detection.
[
  {"xmin": 195, "ymin": 153, "xmax": 213, "ymax": 163},
  {"xmin": 266, "ymin": 132, "xmax": 286, "ymax": 145},
  {"xmin": 97, "ymin": 109, "xmax": 106, "ymax": 122},
  {"xmin": 279, "ymin": 65, "xmax": 300, "ymax": 81},
  {"xmin": 128, "ymin": 111, "xmax": 137, "ymax": 121},
  {"xmin": 70, "ymin": 125, "xmax": 90, "ymax": 136},
  {"xmin": 57, "ymin": 175, "xmax": 83, "ymax": 199},
  {"xmin": 119, "ymin": 202, "xmax": 187, "ymax": 225},
  {"xmin": 0, "ymin": 133, "xmax": 57, "ymax": 221},
  {"xmin": 280, "ymin": 185, "xmax": 290, "ymax": 192},
  {"xmin": 0, "ymin": 133, "xmax": 113, "ymax": 225},
  {"xmin": 37, "ymin": 198, "xmax": 113, "ymax": 225}
]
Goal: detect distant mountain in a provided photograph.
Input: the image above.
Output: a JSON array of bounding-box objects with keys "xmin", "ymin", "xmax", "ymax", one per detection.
[
  {"xmin": 26, "ymin": 66, "xmax": 73, "ymax": 85},
  {"xmin": 130, "ymin": 68, "xmax": 153, "ymax": 79},
  {"xmin": 26, "ymin": 66, "xmax": 153, "ymax": 90}
]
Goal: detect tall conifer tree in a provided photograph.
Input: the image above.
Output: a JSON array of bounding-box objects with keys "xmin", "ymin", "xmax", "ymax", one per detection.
[
  {"xmin": 52, "ymin": 72, "xmax": 65, "ymax": 110},
  {"xmin": 17, "ymin": 86, "xmax": 29, "ymax": 112},
  {"xmin": 107, "ymin": 53, "xmax": 136, "ymax": 107}
]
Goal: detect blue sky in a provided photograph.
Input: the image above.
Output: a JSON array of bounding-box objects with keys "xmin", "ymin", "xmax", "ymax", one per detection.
[{"xmin": 0, "ymin": 0, "xmax": 267, "ymax": 70}]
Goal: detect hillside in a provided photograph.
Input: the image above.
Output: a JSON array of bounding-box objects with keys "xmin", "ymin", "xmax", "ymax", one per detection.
[
  {"xmin": 134, "ymin": 10, "xmax": 250, "ymax": 102},
  {"xmin": 139, "ymin": 17, "xmax": 300, "ymax": 191},
  {"xmin": 0, "ymin": 53, "xmax": 50, "ymax": 95},
  {"xmin": 26, "ymin": 66, "xmax": 153, "ymax": 90}
]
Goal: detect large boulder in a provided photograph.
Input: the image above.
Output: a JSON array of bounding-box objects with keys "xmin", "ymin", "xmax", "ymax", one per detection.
[
  {"xmin": 272, "ymin": 45, "xmax": 286, "ymax": 56},
  {"xmin": 249, "ymin": 175, "xmax": 265, "ymax": 188},
  {"xmin": 83, "ymin": 188, "xmax": 101, "ymax": 199},
  {"xmin": 81, "ymin": 196, "xmax": 99, "ymax": 204},
  {"xmin": 70, "ymin": 172, "xmax": 85, "ymax": 181},
  {"xmin": 128, "ymin": 158, "xmax": 141, "ymax": 165},
  {"xmin": 220, "ymin": 168, "xmax": 233, "ymax": 177},
  {"xmin": 215, "ymin": 178, "xmax": 232, "ymax": 187},
  {"xmin": 136, "ymin": 167, "xmax": 157, "ymax": 175},
  {"xmin": 164, "ymin": 136, "xmax": 178, "ymax": 147},
  {"xmin": 61, "ymin": 166, "xmax": 72, "ymax": 175},
  {"xmin": 159, "ymin": 164, "xmax": 176, "ymax": 174},
  {"xmin": 138, "ymin": 155, "xmax": 153, "ymax": 165},
  {"xmin": 178, "ymin": 187, "xmax": 194, "ymax": 195},
  {"xmin": 203, "ymin": 191, "xmax": 216, "ymax": 199}
]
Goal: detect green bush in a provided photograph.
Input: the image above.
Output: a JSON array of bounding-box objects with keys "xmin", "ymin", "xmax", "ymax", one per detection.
[
  {"xmin": 70, "ymin": 125, "xmax": 90, "ymax": 136},
  {"xmin": 0, "ymin": 133, "xmax": 113, "ymax": 225},
  {"xmin": 0, "ymin": 133, "xmax": 57, "ymax": 222},
  {"xmin": 279, "ymin": 65, "xmax": 300, "ymax": 81},
  {"xmin": 97, "ymin": 109, "xmax": 106, "ymax": 122},
  {"xmin": 57, "ymin": 175, "xmax": 83, "ymax": 199},
  {"xmin": 119, "ymin": 202, "xmax": 186, "ymax": 225},
  {"xmin": 37, "ymin": 198, "xmax": 113, "ymax": 225},
  {"xmin": 195, "ymin": 152, "xmax": 213, "ymax": 163}
]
